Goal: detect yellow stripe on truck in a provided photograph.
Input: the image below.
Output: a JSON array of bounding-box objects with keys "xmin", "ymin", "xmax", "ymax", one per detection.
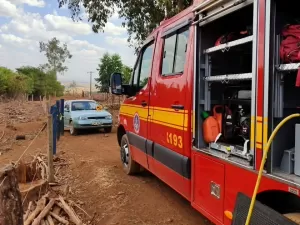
[{"xmin": 120, "ymin": 104, "xmax": 188, "ymax": 131}]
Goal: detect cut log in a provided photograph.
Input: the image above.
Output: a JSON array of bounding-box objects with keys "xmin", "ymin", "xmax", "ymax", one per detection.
[
  {"xmin": 23, "ymin": 201, "xmax": 33, "ymax": 221},
  {"xmin": 0, "ymin": 166, "xmax": 23, "ymax": 225},
  {"xmin": 24, "ymin": 196, "xmax": 46, "ymax": 225},
  {"xmin": 32, "ymin": 199, "xmax": 55, "ymax": 225},
  {"xmin": 49, "ymin": 212, "xmax": 69, "ymax": 224},
  {"xmin": 46, "ymin": 215, "xmax": 55, "ymax": 225},
  {"xmin": 59, "ymin": 196, "xmax": 83, "ymax": 225}
]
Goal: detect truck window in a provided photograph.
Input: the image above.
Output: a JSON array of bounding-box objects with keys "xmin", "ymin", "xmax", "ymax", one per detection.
[
  {"xmin": 132, "ymin": 42, "xmax": 154, "ymax": 91},
  {"xmin": 162, "ymin": 27, "xmax": 189, "ymax": 76}
]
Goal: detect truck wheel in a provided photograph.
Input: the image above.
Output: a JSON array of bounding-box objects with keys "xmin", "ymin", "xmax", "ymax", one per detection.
[
  {"xmin": 69, "ymin": 121, "xmax": 77, "ymax": 136},
  {"xmin": 104, "ymin": 127, "xmax": 112, "ymax": 133},
  {"xmin": 120, "ymin": 134, "xmax": 140, "ymax": 175},
  {"xmin": 284, "ymin": 213, "xmax": 300, "ymax": 224}
]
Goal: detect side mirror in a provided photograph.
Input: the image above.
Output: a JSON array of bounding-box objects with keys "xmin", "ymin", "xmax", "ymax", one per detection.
[{"xmin": 110, "ymin": 72, "xmax": 123, "ymax": 95}]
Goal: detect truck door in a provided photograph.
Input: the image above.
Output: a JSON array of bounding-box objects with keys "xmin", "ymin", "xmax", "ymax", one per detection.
[
  {"xmin": 122, "ymin": 38, "xmax": 156, "ymax": 169},
  {"xmin": 148, "ymin": 20, "xmax": 191, "ymax": 197}
]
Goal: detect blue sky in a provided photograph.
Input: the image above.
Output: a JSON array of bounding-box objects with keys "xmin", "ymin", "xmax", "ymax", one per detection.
[{"xmin": 0, "ymin": 0, "xmax": 135, "ymax": 85}]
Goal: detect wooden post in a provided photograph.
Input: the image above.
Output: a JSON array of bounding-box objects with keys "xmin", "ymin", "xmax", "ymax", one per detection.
[
  {"xmin": 31, "ymin": 94, "xmax": 34, "ymax": 101},
  {"xmin": 0, "ymin": 166, "xmax": 23, "ymax": 225},
  {"xmin": 47, "ymin": 114, "xmax": 54, "ymax": 183}
]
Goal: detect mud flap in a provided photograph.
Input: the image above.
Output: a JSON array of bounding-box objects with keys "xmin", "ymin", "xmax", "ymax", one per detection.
[{"xmin": 232, "ymin": 192, "xmax": 298, "ymax": 225}]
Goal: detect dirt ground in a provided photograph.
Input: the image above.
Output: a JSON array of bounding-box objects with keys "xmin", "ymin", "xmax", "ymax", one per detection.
[{"xmin": 0, "ymin": 99, "xmax": 211, "ymax": 225}]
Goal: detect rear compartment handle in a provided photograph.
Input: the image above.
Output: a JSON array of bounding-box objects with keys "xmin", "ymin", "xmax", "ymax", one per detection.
[
  {"xmin": 141, "ymin": 101, "xmax": 147, "ymax": 107},
  {"xmin": 171, "ymin": 104, "xmax": 184, "ymax": 110}
]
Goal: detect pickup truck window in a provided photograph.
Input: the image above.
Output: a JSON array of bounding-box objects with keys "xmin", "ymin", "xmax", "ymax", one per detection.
[{"xmin": 162, "ymin": 27, "xmax": 189, "ymax": 76}]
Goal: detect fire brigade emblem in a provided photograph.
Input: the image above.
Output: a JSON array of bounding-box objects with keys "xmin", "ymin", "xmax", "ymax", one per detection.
[{"xmin": 133, "ymin": 113, "xmax": 140, "ymax": 133}]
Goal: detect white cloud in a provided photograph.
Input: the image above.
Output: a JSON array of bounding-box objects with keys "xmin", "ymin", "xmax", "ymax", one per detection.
[
  {"xmin": 105, "ymin": 36, "xmax": 127, "ymax": 46},
  {"xmin": 0, "ymin": 0, "xmax": 18, "ymax": 17},
  {"xmin": 0, "ymin": 34, "xmax": 34, "ymax": 48},
  {"xmin": 104, "ymin": 22, "xmax": 126, "ymax": 36},
  {"xmin": 44, "ymin": 14, "xmax": 92, "ymax": 36},
  {"xmin": 10, "ymin": 0, "xmax": 45, "ymax": 7},
  {"xmin": 0, "ymin": 4, "xmax": 135, "ymax": 83}
]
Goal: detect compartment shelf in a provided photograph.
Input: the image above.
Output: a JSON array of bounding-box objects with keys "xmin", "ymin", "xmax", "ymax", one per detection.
[
  {"xmin": 204, "ymin": 73, "xmax": 252, "ymax": 82},
  {"xmin": 276, "ymin": 63, "xmax": 300, "ymax": 72},
  {"xmin": 204, "ymin": 35, "xmax": 253, "ymax": 54}
]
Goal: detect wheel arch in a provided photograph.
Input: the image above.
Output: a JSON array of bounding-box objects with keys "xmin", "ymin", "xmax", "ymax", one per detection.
[
  {"xmin": 256, "ymin": 189, "xmax": 300, "ymax": 214},
  {"xmin": 117, "ymin": 125, "xmax": 126, "ymax": 146}
]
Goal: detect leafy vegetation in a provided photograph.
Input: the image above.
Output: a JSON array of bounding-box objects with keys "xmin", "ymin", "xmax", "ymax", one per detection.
[
  {"xmin": 57, "ymin": 0, "xmax": 193, "ymax": 50},
  {"xmin": 95, "ymin": 53, "xmax": 132, "ymax": 93},
  {"xmin": 39, "ymin": 37, "xmax": 72, "ymax": 77}
]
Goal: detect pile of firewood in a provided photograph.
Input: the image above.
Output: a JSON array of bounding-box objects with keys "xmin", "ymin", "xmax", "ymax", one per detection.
[{"xmin": 24, "ymin": 192, "xmax": 86, "ymax": 225}]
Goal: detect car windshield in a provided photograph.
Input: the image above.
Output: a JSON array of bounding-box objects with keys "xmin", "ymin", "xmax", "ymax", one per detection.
[{"xmin": 71, "ymin": 101, "xmax": 97, "ymax": 111}]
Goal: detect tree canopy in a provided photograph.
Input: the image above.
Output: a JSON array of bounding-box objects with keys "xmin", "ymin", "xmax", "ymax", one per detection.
[
  {"xmin": 57, "ymin": 0, "xmax": 193, "ymax": 49},
  {"xmin": 95, "ymin": 53, "xmax": 132, "ymax": 92},
  {"xmin": 39, "ymin": 37, "xmax": 72, "ymax": 77}
]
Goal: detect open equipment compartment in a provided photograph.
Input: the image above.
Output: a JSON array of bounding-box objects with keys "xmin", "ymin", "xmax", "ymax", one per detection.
[
  {"xmin": 194, "ymin": 0, "xmax": 255, "ymax": 168},
  {"xmin": 268, "ymin": 0, "xmax": 300, "ymax": 183}
]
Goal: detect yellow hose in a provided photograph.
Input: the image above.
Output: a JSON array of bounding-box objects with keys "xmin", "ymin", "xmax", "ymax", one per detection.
[{"xmin": 245, "ymin": 113, "xmax": 300, "ymax": 225}]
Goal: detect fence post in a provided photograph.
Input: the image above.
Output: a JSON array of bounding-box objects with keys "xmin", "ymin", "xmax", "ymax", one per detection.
[
  {"xmin": 56, "ymin": 100, "xmax": 60, "ymax": 141},
  {"xmin": 47, "ymin": 114, "xmax": 54, "ymax": 183},
  {"xmin": 60, "ymin": 99, "xmax": 64, "ymax": 136}
]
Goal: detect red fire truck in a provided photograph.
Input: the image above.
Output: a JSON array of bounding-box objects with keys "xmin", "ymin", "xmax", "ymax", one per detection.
[{"xmin": 110, "ymin": 0, "xmax": 300, "ymax": 224}]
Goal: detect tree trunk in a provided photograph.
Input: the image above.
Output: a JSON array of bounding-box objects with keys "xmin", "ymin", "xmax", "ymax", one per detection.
[{"xmin": 0, "ymin": 166, "xmax": 23, "ymax": 225}]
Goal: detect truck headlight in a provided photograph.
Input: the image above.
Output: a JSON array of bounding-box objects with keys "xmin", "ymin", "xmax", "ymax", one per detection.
[
  {"xmin": 79, "ymin": 116, "xmax": 88, "ymax": 120},
  {"xmin": 105, "ymin": 115, "xmax": 112, "ymax": 120}
]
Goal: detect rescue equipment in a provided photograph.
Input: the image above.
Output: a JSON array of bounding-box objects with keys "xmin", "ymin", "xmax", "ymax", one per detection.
[
  {"xmin": 215, "ymin": 26, "xmax": 253, "ymax": 46},
  {"xmin": 202, "ymin": 106, "xmax": 222, "ymax": 143},
  {"xmin": 280, "ymin": 24, "xmax": 300, "ymax": 87}
]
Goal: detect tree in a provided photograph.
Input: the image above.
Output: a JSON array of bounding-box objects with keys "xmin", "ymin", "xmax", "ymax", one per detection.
[
  {"xmin": 122, "ymin": 65, "xmax": 132, "ymax": 84},
  {"xmin": 39, "ymin": 37, "xmax": 72, "ymax": 77},
  {"xmin": 57, "ymin": 0, "xmax": 192, "ymax": 50},
  {"xmin": 0, "ymin": 67, "xmax": 34, "ymax": 98},
  {"xmin": 16, "ymin": 66, "xmax": 65, "ymax": 97},
  {"xmin": 95, "ymin": 53, "xmax": 123, "ymax": 93}
]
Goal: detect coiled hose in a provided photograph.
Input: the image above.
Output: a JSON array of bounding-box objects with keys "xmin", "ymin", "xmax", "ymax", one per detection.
[{"xmin": 245, "ymin": 113, "xmax": 300, "ymax": 225}]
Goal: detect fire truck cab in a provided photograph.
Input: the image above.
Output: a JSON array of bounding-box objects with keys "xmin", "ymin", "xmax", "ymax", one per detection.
[{"xmin": 110, "ymin": 0, "xmax": 300, "ymax": 224}]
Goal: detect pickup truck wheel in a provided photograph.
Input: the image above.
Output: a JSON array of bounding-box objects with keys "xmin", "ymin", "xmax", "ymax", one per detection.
[
  {"xmin": 120, "ymin": 134, "xmax": 140, "ymax": 175},
  {"xmin": 69, "ymin": 121, "xmax": 77, "ymax": 136},
  {"xmin": 104, "ymin": 127, "xmax": 112, "ymax": 133}
]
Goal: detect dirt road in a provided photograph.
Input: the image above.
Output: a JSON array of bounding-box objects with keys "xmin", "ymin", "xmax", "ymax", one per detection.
[
  {"xmin": 57, "ymin": 128, "xmax": 210, "ymax": 225},
  {"xmin": 0, "ymin": 100, "xmax": 211, "ymax": 225}
]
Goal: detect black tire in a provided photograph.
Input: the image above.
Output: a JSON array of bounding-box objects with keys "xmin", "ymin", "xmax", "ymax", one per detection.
[
  {"xmin": 104, "ymin": 127, "xmax": 112, "ymax": 133},
  {"xmin": 120, "ymin": 134, "xmax": 140, "ymax": 175},
  {"xmin": 69, "ymin": 121, "xmax": 78, "ymax": 136}
]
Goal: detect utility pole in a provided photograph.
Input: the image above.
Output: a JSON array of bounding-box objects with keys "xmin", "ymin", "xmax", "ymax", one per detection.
[{"xmin": 87, "ymin": 71, "xmax": 94, "ymax": 98}]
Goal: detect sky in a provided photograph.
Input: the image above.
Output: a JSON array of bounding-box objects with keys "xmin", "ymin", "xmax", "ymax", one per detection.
[{"xmin": 0, "ymin": 0, "xmax": 135, "ymax": 85}]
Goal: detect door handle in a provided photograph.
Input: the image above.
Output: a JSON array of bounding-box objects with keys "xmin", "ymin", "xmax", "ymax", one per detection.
[
  {"xmin": 171, "ymin": 104, "xmax": 184, "ymax": 110},
  {"xmin": 141, "ymin": 101, "xmax": 147, "ymax": 107}
]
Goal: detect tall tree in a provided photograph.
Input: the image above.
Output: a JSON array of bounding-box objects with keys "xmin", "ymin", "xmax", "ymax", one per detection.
[
  {"xmin": 122, "ymin": 65, "xmax": 132, "ymax": 84},
  {"xmin": 95, "ymin": 53, "xmax": 123, "ymax": 93},
  {"xmin": 57, "ymin": 0, "xmax": 192, "ymax": 50},
  {"xmin": 39, "ymin": 37, "xmax": 72, "ymax": 77}
]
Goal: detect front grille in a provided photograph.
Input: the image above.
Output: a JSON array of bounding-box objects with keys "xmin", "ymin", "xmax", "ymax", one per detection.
[{"xmin": 88, "ymin": 116, "xmax": 105, "ymax": 119}]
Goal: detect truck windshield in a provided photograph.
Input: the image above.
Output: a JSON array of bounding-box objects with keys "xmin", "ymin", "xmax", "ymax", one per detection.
[{"xmin": 71, "ymin": 101, "xmax": 97, "ymax": 111}]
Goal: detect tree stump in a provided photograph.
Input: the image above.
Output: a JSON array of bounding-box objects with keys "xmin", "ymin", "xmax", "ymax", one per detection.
[{"xmin": 0, "ymin": 165, "xmax": 23, "ymax": 225}]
